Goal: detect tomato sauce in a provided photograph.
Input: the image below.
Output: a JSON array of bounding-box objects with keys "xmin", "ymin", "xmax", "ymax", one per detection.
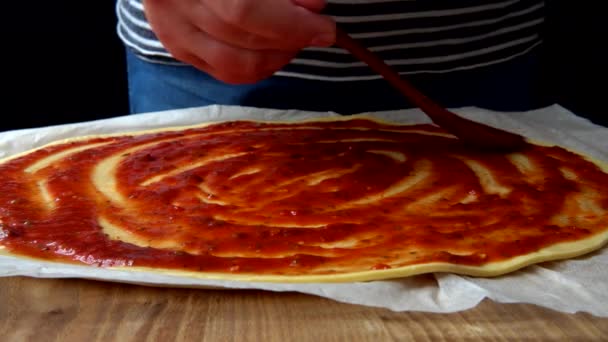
[{"xmin": 0, "ymin": 119, "xmax": 606, "ymax": 276}]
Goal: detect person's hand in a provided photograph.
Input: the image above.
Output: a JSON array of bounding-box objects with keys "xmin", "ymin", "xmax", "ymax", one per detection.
[{"xmin": 143, "ymin": 0, "xmax": 336, "ymax": 84}]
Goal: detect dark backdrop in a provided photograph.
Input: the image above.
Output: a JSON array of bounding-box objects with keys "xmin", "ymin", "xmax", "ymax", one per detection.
[
  {"xmin": 2, "ymin": 1, "xmax": 606, "ymax": 131},
  {"xmin": 542, "ymin": 1, "xmax": 606, "ymax": 127},
  {"xmin": 3, "ymin": 1, "xmax": 130, "ymax": 131}
]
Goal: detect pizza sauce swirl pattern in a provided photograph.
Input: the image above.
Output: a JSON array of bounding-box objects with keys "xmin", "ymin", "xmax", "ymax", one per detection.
[{"xmin": 1, "ymin": 119, "xmax": 607, "ymax": 279}]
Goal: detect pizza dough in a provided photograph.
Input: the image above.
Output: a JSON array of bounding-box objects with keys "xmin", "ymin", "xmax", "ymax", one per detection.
[{"xmin": 0, "ymin": 115, "xmax": 607, "ymax": 283}]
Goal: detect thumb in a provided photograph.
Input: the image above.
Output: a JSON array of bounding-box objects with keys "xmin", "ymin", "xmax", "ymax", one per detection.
[
  {"xmin": 291, "ymin": 0, "xmax": 334, "ymax": 46},
  {"xmin": 291, "ymin": 0, "xmax": 327, "ymax": 13}
]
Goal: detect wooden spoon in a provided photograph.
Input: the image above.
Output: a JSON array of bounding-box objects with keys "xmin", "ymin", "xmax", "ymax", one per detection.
[{"xmin": 334, "ymin": 27, "xmax": 527, "ymax": 152}]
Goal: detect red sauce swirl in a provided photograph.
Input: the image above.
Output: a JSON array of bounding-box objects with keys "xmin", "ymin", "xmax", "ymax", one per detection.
[{"xmin": 0, "ymin": 119, "xmax": 606, "ymax": 276}]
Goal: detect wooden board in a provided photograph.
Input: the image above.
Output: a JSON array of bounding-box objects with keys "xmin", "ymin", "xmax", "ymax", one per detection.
[{"xmin": 0, "ymin": 277, "xmax": 606, "ymax": 341}]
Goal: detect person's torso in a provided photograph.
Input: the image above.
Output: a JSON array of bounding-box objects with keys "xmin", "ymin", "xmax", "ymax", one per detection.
[{"xmin": 116, "ymin": 0, "xmax": 545, "ymax": 81}]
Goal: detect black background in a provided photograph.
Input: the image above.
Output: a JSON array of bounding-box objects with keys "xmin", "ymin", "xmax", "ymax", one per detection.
[
  {"xmin": 2, "ymin": 1, "xmax": 606, "ymax": 131},
  {"xmin": 3, "ymin": 1, "xmax": 129, "ymax": 131}
]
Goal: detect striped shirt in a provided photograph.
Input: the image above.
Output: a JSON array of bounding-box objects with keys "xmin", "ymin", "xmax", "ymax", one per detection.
[{"xmin": 116, "ymin": 0, "xmax": 545, "ymax": 82}]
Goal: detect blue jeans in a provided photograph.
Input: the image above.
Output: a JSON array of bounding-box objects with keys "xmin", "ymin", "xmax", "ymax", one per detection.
[{"xmin": 126, "ymin": 48, "xmax": 548, "ymax": 115}]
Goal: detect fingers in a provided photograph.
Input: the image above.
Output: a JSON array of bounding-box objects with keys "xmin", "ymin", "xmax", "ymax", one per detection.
[
  {"xmin": 168, "ymin": 23, "xmax": 296, "ymax": 84},
  {"xmin": 195, "ymin": 32, "xmax": 296, "ymax": 84},
  {"xmin": 186, "ymin": 1, "xmax": 288, "ymax": 51},
  {"xmin": 205, "ymin": 0, "xmax": 336, "ymax": 48},
  {"xmin": 291, "ymin": 0, "xmax": 328, "ymax": 13},
  {"xmin": 143, "ymin": 0, "xmax": 335, "ymax": 84}
]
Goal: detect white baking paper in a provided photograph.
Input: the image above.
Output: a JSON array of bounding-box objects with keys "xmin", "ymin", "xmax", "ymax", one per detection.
[{"xmin": 1, "ymin": 104, "xmax": 607, "ymax": 316}]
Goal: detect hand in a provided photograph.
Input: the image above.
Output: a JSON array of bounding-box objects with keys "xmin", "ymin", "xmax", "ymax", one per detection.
[{"xmin": 143, "ymin": 0, "xmax": 336, "ymax": 84}]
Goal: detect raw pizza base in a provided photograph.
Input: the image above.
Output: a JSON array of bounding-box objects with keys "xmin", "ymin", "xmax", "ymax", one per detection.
[{"xmin": 1, "ymin": 114, "xmax": 607, "ymax": 283}]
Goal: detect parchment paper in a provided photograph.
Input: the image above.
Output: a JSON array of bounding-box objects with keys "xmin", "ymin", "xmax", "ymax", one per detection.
[{"xmin": 1, "ymin": 104, "xmax": 607, "ymax": 316}]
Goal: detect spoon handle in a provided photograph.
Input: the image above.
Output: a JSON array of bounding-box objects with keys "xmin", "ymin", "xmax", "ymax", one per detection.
[{"xmin": 334, "ymin": 27, "xmax": 526, "ymax": 151}]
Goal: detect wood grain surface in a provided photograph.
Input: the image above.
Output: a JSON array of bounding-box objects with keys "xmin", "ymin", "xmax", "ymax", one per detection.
[{"xmin": 0, "ymin": 276, "xmax": 606, "ymax": 341}]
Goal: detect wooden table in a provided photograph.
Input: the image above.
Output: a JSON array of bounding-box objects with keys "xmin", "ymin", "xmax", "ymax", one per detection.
[{"xmin": 0, "ymin": 277, "xmax": 606, "ymax": 341}]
